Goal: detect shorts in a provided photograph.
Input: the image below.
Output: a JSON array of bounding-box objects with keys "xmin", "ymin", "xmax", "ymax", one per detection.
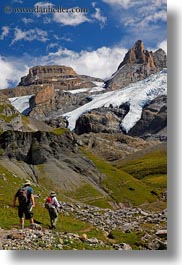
[{"xmin": 18, "ymin": 205, "xmax": 33, "ymax": 219}]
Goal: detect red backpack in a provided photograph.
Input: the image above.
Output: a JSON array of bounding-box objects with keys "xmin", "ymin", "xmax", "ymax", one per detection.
[{"xmin": 45, "ymin": 197, "xmax": 53, "ymax": 209}]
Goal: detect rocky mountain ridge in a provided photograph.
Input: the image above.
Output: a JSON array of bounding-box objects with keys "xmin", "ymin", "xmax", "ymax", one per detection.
[
  {"xmin": 0, "ymin": 65, "xmax": 103, "ymax": 98},
  {"xmin": 105, "ymin": 40, "xmax": 167, "ymax": 90},
  {"xmin": 0, "ymin": 40, "xmax": 167, "ymax": 140},
  {"xmin": 74, "ymin": 95, "xmax": 167, "ymax": 141}
]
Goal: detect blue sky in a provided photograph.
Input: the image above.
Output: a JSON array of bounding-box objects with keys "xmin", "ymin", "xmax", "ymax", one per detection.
[{"xmin": 0, "ymin": 0, "xmax": 167, "ymax": 89}]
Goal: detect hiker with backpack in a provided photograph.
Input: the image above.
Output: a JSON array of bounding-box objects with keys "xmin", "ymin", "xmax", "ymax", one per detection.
[
  {"xmin": 13, "ymin": 179, "xmax": 35, "ymax": 229},
  {"xmin": 45, "ymin": 191, "xmax": 60, "ymax": 229}
]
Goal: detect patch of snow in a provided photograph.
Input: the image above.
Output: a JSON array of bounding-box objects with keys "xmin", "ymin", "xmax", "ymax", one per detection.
[
  {"xmin": 92, "ymin": 81, "xmax": 105, "ymax": 87},
  {"xmin": 9, "ymin": 94, "xmax": 34, "ymax": 114},
  {"xmin": 64, "ymin": 84, "xmax": 105, "ymax": 94},
  {"xmin": 63, "ymin": 69, "xmax": 167, "ymax": 132}
]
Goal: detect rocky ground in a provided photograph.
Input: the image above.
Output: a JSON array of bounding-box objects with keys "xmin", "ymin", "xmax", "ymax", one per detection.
[{"xmin": 0, "ymin": 202, "xmax": 167, "ymax": 250}]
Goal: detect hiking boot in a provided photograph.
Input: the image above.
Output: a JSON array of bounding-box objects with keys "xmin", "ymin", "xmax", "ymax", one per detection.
[{"xmin": 30, "ymin": 223, "xmax": 36, "ymax": 229}]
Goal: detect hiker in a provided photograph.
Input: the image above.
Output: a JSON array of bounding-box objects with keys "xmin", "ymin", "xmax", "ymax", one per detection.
[
  {"xmin": 45, "ymin": 191, "xmax": 60, "ymax": 229},
  {"xmin": 13, "ymin": 179, "xmax": 35, "ymax": 229}
]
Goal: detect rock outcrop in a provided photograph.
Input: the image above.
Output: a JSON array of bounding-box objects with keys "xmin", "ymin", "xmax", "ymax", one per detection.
[
  {"xmin": 0, "ymin": 96, "xmax": 23, "ymax": 131},
  {"xmin": 34, "ymin": 85, "xmax": 56, "ymax": 105},
  {"xmin": 105, "ymin": 40, "xmax": 167, "ymax": 90},
  {"xmin": 75, "ymin": 105, "xmax": 129, "ymax": 135},
  {"xmin": 19, "ymin": 65, "xmax": 77, "ymax": 86},
  {"xmin": 128, "ymin": 95, "xmax": 167, "ymax": 139}
]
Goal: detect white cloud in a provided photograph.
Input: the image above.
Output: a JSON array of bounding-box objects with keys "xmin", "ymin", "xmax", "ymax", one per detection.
[
  {"xmin": 46, "ymin": 42, "xmax": 59, "ymax": 51},
  {"xmin": 102, "ymin": 0, "xmax": 167, "ymax": 27},
  {"xmin": 34, "ymin": 1, "xmax": 54, "ymax": 8},
  {"xmin": 53, "ymin": 9, "xmax": 90, "ymax": 26},
  {"xmin": 11, "ymin": 28, "xmax": 49, "ymax": 44},
  {"xmin": 102, "ymin": 0, "xmax": 132, "ymax": 9},
  {"xmin": 139, "ymin": 10, "xmax": 167, "ymax": 27},
  {"xmin": 92, "ymin": 2, "xmax": 97, "ymax": 8},
  {"xmin": 92, "ymin": 8, "xmax": 107, "ymax": 28},
  {"xmin": 0, "ymin": 26, "xmax": 10, "ymax": 40},
  {"xmin": 158, "ymin": 39, "xmax": 167, "ymax": 53},
  {"xmin": 0, "ymin": 45, "xmax": 127, "ymax": 89},
  {"xmin": 0, "ymin": 56, "xmax": 29, "ymax": 89},
  {"xmin": 34, "ymin": 1, "xmax": 54, "ymax": 16},
  {"xmin": 40, "ymin": 46, "xmax": 127, "ymax": 79},
  {"xmin": 103, "ymin": 0, "xmax": 167, "ymax": 46},
  {"xmin": 22, "ymin": 18, "xmax": 34, "ymax": 24},
  {"xmin": 33, "ymin": 1, "xmax": 106, "ymax": 27},
  {"xmin": 34, "ymin": 2, "xmax": 90, "ymax": 26},
  {"xmin": 102, "ymin": 0, "xmax": 166, "ymax": 9},
  {"xmin": 13, "ymin": 0, "xmax": 23, "ymax": 3}
]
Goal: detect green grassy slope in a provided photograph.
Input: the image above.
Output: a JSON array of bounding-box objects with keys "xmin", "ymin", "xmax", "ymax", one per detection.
[
  {"xmin": 81, "ymin": 148, "xmax": 156, "ymax": 206},
  {"xmin": 116, "ymin": 149, "xmax": 167, "ymax": 195}
]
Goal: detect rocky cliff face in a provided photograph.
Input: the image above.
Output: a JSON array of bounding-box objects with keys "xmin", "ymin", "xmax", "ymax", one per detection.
[
  {"xmin": 18, "ymin": 65, "xmax": 97, "ymax": 91},
  {"xmin": 0, "ymin": 96, "xmax": 23, "ymax": 131},
  {"xmin": 105, "ymin": 40, "xmax": 167, "ymax": 90},
  {"xmin": 19, "ymin": 65, "xmax": 77, "ymax": 86}
]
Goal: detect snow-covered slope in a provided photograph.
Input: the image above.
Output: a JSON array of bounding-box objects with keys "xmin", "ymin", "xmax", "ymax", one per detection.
[
  {"xmin": 9, "ymin": 95, "xmax": 34, "ymax": 114},
  {"xmin": 63, "ymin": 69, "xmax": 167, "ymax": 133}
]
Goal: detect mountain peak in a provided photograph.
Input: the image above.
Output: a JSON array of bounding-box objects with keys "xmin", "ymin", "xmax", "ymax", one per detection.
[
  {"xmin": 104, "ymin": 40, "xmax": 167, "ymax": 90},
  {"xmin": 118, "ymin": 40, "xmax": 155, "ymax": 69}
]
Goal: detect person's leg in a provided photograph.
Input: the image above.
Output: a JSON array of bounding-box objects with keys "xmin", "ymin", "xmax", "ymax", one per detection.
[
  {"xmin": 52, "ymin": 216, "xmax": 58, "ymax": 229},
  {"xmin": 30, "ymin": 217, "xmax": 34, "ymax": 224},
  {"xmin": 52, "ymin": 209, "xmax": 58, "ymax": 229},
  {"xmin": 48, "ymin": 210, "xmax": 53, "ymax": 228},
  {"xmin": 20, "ymin": 217, "xmax": 24, "ymax": 229},
  {"xmin": 18, "ymin": 207, "xmax": 24, "ymax": 229},
  {"xmin": 25, "ymin": 207, "xmax": 34, "ymax": 227}
]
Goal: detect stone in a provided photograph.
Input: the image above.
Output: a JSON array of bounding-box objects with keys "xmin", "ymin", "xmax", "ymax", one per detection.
[
  {"xmin": 7, "ymin": 232, "xmax": 24, "ymax": 240},
  {"xmin": 34, "ymin": 85, "xmax": 56, "ymax": 105},
  {"xmin": 156, "ymin": 229, "xmax": 167, "ymax": 238}
]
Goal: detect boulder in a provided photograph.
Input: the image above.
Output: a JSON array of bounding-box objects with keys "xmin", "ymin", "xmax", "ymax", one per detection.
[{"xmin": 75, "ymin": 110, "xmax": 121, "ymax": 135}]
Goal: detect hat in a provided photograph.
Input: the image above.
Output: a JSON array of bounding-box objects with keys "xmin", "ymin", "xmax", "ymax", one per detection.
[
  {"xmin": 24, "ymin": 179, "xmax": 31, "ymax": 186},
  {"xmin": 50, "ymin": 191, "xmax": 56, "ymax": 197}
]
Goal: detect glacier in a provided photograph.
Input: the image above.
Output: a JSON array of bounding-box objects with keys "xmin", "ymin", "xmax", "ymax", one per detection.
[
  {"xmin": 9, "ymin": 95, "xmax": 34, "ymax": 114},
  {"xmin": 63, "ymin": 69, "xmax": 167, "ymax": 133}
]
